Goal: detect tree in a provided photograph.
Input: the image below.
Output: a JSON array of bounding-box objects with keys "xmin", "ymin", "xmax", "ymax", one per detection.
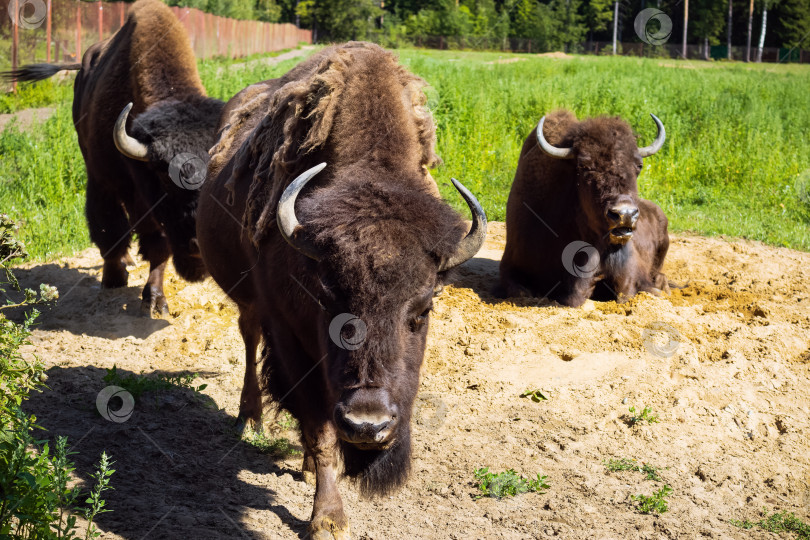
[
  {"xmin": 770, "ymin": 0, "xmax": 810, "ymax": 49},
  {"xmin": 254, "ymin": 0, "xmax": 282, "ymax": 21},
  {"xmin": 690, "ymin": 0, "xmax": 726, "ymax": 59},
  {"xmin": 727, "ymin": 0, "xmax": 732, "ymax": 59},
  {"xmin": 582, "ymin": 0, "xmax": 613, "ymax": 46},
  {"xmin": 297, "ymin": 0, "xmax": 381, "ymax": 41},
  {"xmin": 549, "ymin": 0, "xmax": 586, "ymax": 52},
  {"xmin": 755, "ymin": 0, "xmax": 779, "ymax": 61}
]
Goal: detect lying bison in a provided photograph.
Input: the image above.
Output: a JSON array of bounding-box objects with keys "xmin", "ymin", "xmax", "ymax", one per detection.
[
  {"xmin": 197, "ymin": 42, "xmax": 486, "ymax": 538},
  {"xmin": 496, "ymin": 110, "xmax": 669, "ymax": 307},
  {"xmin": 3, "ymin": 0, "xmax": 222, "ymax": 315}
]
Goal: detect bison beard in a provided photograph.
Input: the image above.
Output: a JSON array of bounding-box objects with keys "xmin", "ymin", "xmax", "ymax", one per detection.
[{"xmin": 339, "ymin": 430, "xmax": 412, "ymax": 497}]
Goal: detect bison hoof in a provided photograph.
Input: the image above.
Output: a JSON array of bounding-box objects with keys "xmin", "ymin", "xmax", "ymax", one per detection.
[
  {"xmin": 234, "ymin": 413, "xmax": 263, "ymax": 434},
  {"xmin": 309, "ymin": 517, "xmax": 351, "ymax": 540},
  {"xmin": 140, "ymin": 295, "xmax": 169, "ymax": 318}
]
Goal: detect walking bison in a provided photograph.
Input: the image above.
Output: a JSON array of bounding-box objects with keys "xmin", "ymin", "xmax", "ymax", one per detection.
[
  {"xmin": 496, "ymin": 110, "xmax": 669, "ymax": 307},
  {"xmin": 197, "ymin": 42, "xmax": 486, "ymax": 538},
  {"xmin": 3, "ymin": 0, "xmax": 223, "ymax": 315}
]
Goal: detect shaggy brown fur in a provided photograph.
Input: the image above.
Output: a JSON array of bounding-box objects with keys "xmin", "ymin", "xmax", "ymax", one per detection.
[
  {"xmin": 197, "ymin": 42, "xmax": 470, "ymax": 537},
  {"xmin": 496, "ymin": 110, "xmax": 670, "ymax": 307},
  {"xmin": 3, "ymin": 0, "xmax": 223, "ymax": 316}
]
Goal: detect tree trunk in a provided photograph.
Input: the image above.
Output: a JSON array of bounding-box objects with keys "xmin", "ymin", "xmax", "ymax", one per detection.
[
  {"xmin": 746, "ymin": 0, "xmax": 754, "ymax": 61},
  {"xmin": 704, "ymin": 37, "xmax": 710, "ymax": 60},
  {"xmin": 682, "ymin": 0, "xmax": 689, "ymax": 58},
  {"xmin": 727, "ymin": 0, "xmax": 732, "ymax": 59},
  {"xmin": 612, "ymin": 1, "xmax": 618, "ymax": 54},
  {"xmin": 756, "ymin": 3, "xmax": 767, "ymax": 62}
]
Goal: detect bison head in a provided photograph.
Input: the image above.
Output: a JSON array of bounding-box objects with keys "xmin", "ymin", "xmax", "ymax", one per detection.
[
  {"xmin": 536, "ymin": 113, "xmax": 665, "ymax": 245},
  {"xmin": 277, "ymin": 163, "xmax": 485, "ymax": 495},
  {"xmin": 114, "ymin": 98, "xmax": 223, "ymax": 281}
]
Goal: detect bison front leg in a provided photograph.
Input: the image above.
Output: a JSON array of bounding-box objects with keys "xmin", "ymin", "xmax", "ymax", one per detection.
[
  {"xmin": 137, "ymin": 230, "xmax": 172, "ymax": 317},
  {"xmin": 236, "ymin": 308, "xmax": 263, "ymax": 430},
  {"xmin": 141, "ymin": 261, "xmax": 169, "ymax": 316},
  {"xmin": 304, "ymin": 423, "xmax": 351, "ymax": 540}
]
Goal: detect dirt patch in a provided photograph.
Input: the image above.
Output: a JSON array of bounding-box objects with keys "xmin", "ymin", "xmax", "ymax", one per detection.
[
  {"xmin": 215, "ymin": 46, "xmax": 316, "ymax": 76},
  {"xmin": 537, "ymin": 52, "xmax": 573, "ymax": 59},
  {"xmin": 484, "ymin": 57, "xmax": 527, "ymax": 65},
  {"xmin": 0, "ymin": 106, "xmax": 55, "ymax": 132},
  {"xmin": 14, "ymin": 222, "xmax": 810, "ymax": 538}
]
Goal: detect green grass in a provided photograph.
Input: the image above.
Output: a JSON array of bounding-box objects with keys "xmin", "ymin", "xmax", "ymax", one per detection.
[
  {"xmin": 604, "ymin": 457, "xmax": 663, "ymax": 481},
  {"xmin": 102, "ymin": 364, "xmax": 207, "ymax": 400},
  {"xmin": 2, "ymin": 48, "xmax": 810, "ymax": 259},
  {"xmin": 0, "ymin": 49, "xmax": 317, "ymax": 260},
  {"xmin": 732, "ymin": 509, "xmax": 810, "ymax": 538},
  {"xmin": 473, "ymin": 467, "xmax": 550, "ymax": 499},
  {"xmin": 631, "ymin": 484, "xmax": 672, "ymax": 514},
  {"xmin": 394, "ymin": 50, "xmax": 810, "ymax": 250},
  {"xmin": 241, "ymin": 427, "xmax": 300, "ymax": 459},
  {"xmin": 626, "ymin": 405, "xmax": 660, "ymax": 425}
]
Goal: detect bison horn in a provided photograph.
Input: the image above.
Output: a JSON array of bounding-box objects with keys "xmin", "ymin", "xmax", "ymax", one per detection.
[
  {"xmin": 638, "ymin": 113, "xmax": 666, "ymax": 158},
  {"xmin": 438, "ymin": 179, "xmax": 488, "ymax": 272},
  {"xmin": 535, "ymin": 116, "xmax": 574, "ymax": 160},
  {"xmin": 113, "ymin": 102, "xmax": 149, "ymax": 161},
  {"xmin": 277, "ymin": 162, "xmax": 327, "ymax": 261}
]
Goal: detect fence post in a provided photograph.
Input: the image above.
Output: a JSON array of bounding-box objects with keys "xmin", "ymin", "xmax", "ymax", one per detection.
[
  {"xmin": 120, "ymin": 2, "xmax": 124, "ymax": 26},
  {"xmin": 46, "ymin": 0, "xmax": 52, "ymax": 62},
  {"xmin": 76, "ymin": 3, "xmax": 81, "ymax": 62},
  {"xmin": 98, "ymin": 0, "xmax": 103, "ymax": 41},
  {"xmin": 11, "ymin": 0, "xmax": 18, "ymax": 92}
]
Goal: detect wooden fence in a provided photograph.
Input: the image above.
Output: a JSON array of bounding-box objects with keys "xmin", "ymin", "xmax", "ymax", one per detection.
[{"xmin": 2, "ymin": 0, "xmax": 312, "ymax": 91}]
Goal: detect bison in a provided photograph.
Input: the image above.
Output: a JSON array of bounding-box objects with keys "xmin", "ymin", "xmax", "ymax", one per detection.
[
  {"xmin": 496, "ymin": 110, "xmax": 669, "ymax": 307},
  {"xmin": 197, "ymin": 42, "xmax": 486, "ymax": 538},
  {"xmin": 3, "ymin": 0, "xmax": 223, "ymax": 315}
]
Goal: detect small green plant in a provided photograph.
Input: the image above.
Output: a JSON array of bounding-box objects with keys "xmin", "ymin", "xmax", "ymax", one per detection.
[
  {"xmin": 731, "ymin": 509, "xmax": 810, "ymax": 538},
  {"xmin": 519, "ymin": 389, "xmax": 548, "ymax": 402},
  {"xmin": 604, "ymin": 458, "xmax": 662, "ymax": 481},
  {"xmin": 102, "ymin": 365, "xmax": 207, "ymax": 400},
  {"xmin": 275, "ymin": 411, "xmax": 298, "ymax": 431},
  {"xmin": 758, "ymin": 509, "xmax": 810, "ymax": 538},
  {"xmin": 242, "ymin": 428, "xmax": 300, "ymax": 459},
  {"xmin": 627, "ymin": 405, "xmax": 659, "ymax": 426},
  {"xmin": 631, "ymin": 484, "xmax": 672, "ymax": 514},
  {"xmin": 473, "ymin": 467, "xmax": 549, "ymax": 499},
  {"xmin": 730, "ymin": 518, "xmax": 755, "ymax": 530},
  {"xmin": 82, "ymin": 452, "xmax": 115, "ymax": 540}
]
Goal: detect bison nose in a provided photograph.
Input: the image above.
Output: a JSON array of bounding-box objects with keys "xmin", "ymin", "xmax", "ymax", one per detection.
[
  {"xmin": 335, "ymin": 396, "xmax": 399, "ymax": 446},
  {"xmin": 606, "ymin": 204, "xmax": 639, "ymax": 228}
]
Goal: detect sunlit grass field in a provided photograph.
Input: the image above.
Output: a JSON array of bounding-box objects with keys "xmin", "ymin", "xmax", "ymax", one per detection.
[{"xmin": 1, "ymin": 47, "xmax": 809, "ymax": 259}]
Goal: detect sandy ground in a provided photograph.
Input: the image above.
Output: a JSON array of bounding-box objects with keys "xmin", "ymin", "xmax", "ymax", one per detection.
[{"xmin": 14, "ymin": 221, "xmax": 810, "ymax": 539}]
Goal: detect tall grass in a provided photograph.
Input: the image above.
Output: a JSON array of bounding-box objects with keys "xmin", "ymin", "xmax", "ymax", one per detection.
[
  {"xmin": 1, "ymin": 48, "xmax": 809, "ymax": 259},
  {"xmin": 0, "ymin": 51, "xmax": 314, "ymax": 259},
  {"xmin": 395, "ymin": 50, "xmax": 810, "ymax": 249}
]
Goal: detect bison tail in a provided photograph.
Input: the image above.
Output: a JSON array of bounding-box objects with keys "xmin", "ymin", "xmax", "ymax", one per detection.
[{"xmin": 1, "ymin": 62, "xmax": 81, "ymax": 83}]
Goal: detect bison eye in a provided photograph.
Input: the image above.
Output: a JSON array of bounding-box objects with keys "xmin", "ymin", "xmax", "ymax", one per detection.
[{"xmin": 410, "ymin": 305, "xmax": 432, "ymax": 332}]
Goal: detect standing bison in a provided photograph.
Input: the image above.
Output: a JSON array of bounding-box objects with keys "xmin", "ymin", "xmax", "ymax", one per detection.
[
  {"xmin": 3, "ymin": 0, "xmax": 223, "ymax": 315},
  {"xmin": 496, "ymin": 110, "xmax": 669, "ymax": 307},
  {"xmin": 197, "ymin": 42, "xmax": 486, "ymax": 538}
]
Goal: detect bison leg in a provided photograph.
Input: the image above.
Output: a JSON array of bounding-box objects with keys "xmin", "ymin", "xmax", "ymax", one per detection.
[
  {"xmin": 137, "ymin": 230, "xmax": 172, "ymax": 317},
  {"xmin": 302, "ymin": 449, "xmax": 316, "ymax": 485},
  {"xmin": 237, "ymin": 308, "xmax": 263, "ymax": 430},
  {"xmin": 85, "ymin": 182, "xmax": 131, "ymax": 288},
  {"xmin": 304, "ymin": 423, "xmax": 351, "ymax": 540}
]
